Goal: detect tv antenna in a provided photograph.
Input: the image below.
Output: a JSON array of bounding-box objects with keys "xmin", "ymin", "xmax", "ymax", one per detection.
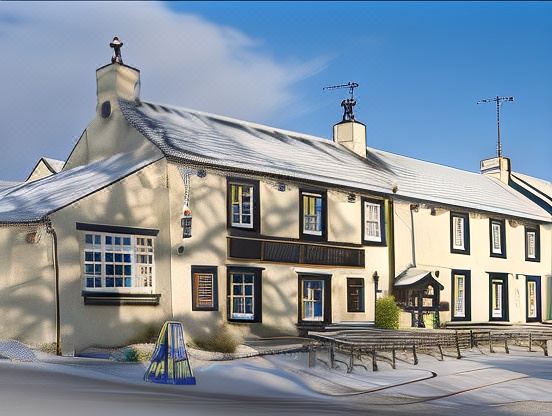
[
  {"xmin": 324, "ymin": 82, "xmax": 359, "ymax": 121},
  {"xmin": 477, "ymin": 95, "xmax": 514, "ymax": 158}
]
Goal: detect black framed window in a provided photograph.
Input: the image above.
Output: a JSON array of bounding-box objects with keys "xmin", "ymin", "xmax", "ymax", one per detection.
[
  {"xmin": 227, "ymin": 178, "xmax": 260, "ymax": 232},
  {"xmin": 489, "ymin": 219, "xmax": 506, "ymax": 258},
  {"xmin": 191, "ymin": 266, "xmax": 218, "ymax": 311},
  {"xmin": 362, "ymin": 198, "xmax": 386, "ymax": 246},
  {"xmin": 525, "ymin": 225, "xmax": 540, "ymax": 262},
  {"xmin": 450, "ymin": 212, "xmax": 470, "ymax": 254},
  {"xmin": 526, "ymin": 276, "xmax": 541, "ymax": 323},
  {"xmin": 451, "ymin": 270, "xmax": 471, "ymax": 321},
  {"xmin": 489, "ymin": 273, "xmax": 509, "ymax": 321},
  {"xmin": 297, "ymin": 273, "xmax": 332, "ymax": 324},
  {"xmin": 227, "ymin": 266, "xmax": 263, "ymax": 323},
  {"xmin": 347, "ymin": 278, "xmax": 365, "ymax": 312},
  {"xmin": 299, "ymin": 189, "xmax": 327, "ymax": 241}
]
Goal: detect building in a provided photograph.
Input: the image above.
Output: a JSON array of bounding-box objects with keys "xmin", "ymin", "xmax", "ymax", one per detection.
[{"xmin": 0, "ymin": 42, "xmax": 549, "ymax": 355}]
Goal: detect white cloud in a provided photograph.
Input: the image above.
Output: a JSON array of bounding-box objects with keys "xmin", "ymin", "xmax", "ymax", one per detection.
[{"xmin": 0, "ymin": 2, "xmax": 326, "ymax": 180}]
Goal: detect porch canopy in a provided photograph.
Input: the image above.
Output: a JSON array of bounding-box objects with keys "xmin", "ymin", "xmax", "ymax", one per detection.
[{"xmin": 394, "ymin": 267, "xmax": 444, "ymax": 328}]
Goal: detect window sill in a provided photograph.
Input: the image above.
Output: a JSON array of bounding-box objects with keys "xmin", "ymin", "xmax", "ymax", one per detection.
[{"xmin": 82, "ymin": 291, "xmax": 161, "ymax": 306}]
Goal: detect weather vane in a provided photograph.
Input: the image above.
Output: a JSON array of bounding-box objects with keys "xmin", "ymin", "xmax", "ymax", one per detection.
[
  {"xmin": 110, "ymin": 36, "xmax": 124, "ymax": 64},
  {"xmin": 324, "ymin": 82, "xmax": 359, "ymax": 121},
  {"xmin": 477, "ymin": 95, "xmax": 514, "ymax": 158}
]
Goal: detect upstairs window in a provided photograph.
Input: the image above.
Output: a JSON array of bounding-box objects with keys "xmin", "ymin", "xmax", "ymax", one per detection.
[
  {"xmin": 82, "ymin": 232, "xmax": 155, "ymax": 292},
  {"xmin": 525, "ymin": 226, "xmax": 540, "ymax": 262},
  {"xmin": 227, "ymin": 179, "xmax": 260, "ymax": 232},
  {"xmin": 489, "ymin": 219, "xmax": 506, "ymax": 258},
  {"xmin": 300, "ymin": 190, "xmax": 327, "ymax": 240},
  {"xmin": 450, "ymin": 212, "xmax": 470, "ymax": 254},
  {"xmin": 362, "ymin": 198, "xmax": 386, "ymax": 245}
]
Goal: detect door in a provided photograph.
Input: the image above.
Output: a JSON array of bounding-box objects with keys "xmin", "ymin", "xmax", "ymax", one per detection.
[
  {"xmin": 298, "ymin": 274, "xmax": 331, "ymax": 325},
  {"xmin": 489, "ymin": 274, "xmax": 508, "ymax": 321},
  {"xmin": 526, "ymin": 276, "xmax": 542, "ymax": 323}
]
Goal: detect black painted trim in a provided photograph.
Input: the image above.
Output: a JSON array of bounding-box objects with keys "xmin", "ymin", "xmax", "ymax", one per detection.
[
  {"xmin": 526, "ymin": 276, "xmax": 542, "ymax": 323},
  {"xmin": 524, "ymin": 225, "xmax": 541, "ymax": 262},
  {"xmin": 76, "ymin": 222, "xmax": 159, "ymax": 236},
  {"xmin": 297, "ymin": 274, "xmax": 332, "ymax": 325},
  {"xmin": 361, "ymin": 198, "xmax": 387, "ymax": 246},
  {"xmin": 191, "ymin": 266, "xmax": 219, "ymax": 311},
  {"xmin": 450, "ymin": 212, "xmax": 470, "ymax": 255},
  {"xmin": 226, "ymin": 177, "xmax": 261, "ymax": 233},
  {"xmin": 489, "ymin": 219, "xmax": 507, "ymax": 259},
  {"xmin": 488, "ymin": 273, "xmax": 509, "ymax": 322},
  {"xmin": 299, "ymin": 189, "xmax": 327, "ymax": 242},
  {"xmin": 450, "ymin": 269, "xmax": 471, "ymax": 321},
  {"xmin": 228, "ymin": 229, "xmax": 363, "ymax": 248},
  {"xmin": 82, "ymin": 292, "xmax": 160, "ymax": 306},
  {"xmin": 226, "ymin": 266, "xmax": 262, "ymax": 323}
]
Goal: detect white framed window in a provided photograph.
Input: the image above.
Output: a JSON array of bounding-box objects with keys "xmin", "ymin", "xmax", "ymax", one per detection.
[
  {"xmin": 302, "ymin": 192, "xmax": 323, "ymax": 236},
  {"xmin": 363, "ymin": 201, "xmax": 382, "ymax": 242},
  {"xmin": 229, "ymin": 272, "xmax": 255, "ymax": 320},
  {"xmin": 453, "ymin": 274, "xmax": 465, "ymax": 318},
  {"xmin": 302, "ymin": 279, "xmax": 324, "ymax": 321},
  {"xmin": 491, "ymin": 222, "xmax": 502, "ymax": 254},
  {"xmin": 491, "ymin": 279, "xmax": 503, "ymax": 318},
  {"xmin": 526, "ymin": 231, "xmax": 536, "ymax": 259},
  {"xmin": 230, "ymin": 184, "xmax": 254, "ymax": 228},
  {"xmin": 82, "ymin": 232, "xmax": 155, "ymax": 293},
  {"xmin": 527, "ymin": 280, "xmax": 537, "ymax": 319},
  {"xmin": 453, "ymin": 216, "xmax": 465, "ymax": 250}
]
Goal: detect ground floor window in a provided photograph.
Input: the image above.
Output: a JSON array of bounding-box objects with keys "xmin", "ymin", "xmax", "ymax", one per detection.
[
  {"xmin": 191, "ymin": 266, "xmax": 218, "ymax": 311},
  {"xmin": 489, "ymin": 274, "xmax": 508, "ymax": 321},
  {"xmin": 82, "ymin": 231, "xmax": 155, "ymax": 292},
  {"xmin": 451, "ymin": 270, "xmax": 471, "ymax": 321},
  {"xmin": 227, "ymin": 267, "xmax": 262, "ymax": 322},
  {"xmin": 526, "ymin": 276, "xmax": 541, "ymax": 322},
  {"xmin": 298, "ymin": 274, "xmax": 331, "ymax": 324},
  {"xmin": 347, "ymin": 278, "xmax": 365, "ymax": 312}
]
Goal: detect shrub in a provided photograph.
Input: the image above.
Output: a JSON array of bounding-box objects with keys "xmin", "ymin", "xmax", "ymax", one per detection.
[
  {"xmin": 192, "ymin": 324, "xmax": 242, "ymax": 353},
  {"xmin": 375, "ymin": 296, "xmax": 400, "ymax": 329},
  {"xmin": 118, "ymin": 346, "xmax": 152, "ymax": 362}
]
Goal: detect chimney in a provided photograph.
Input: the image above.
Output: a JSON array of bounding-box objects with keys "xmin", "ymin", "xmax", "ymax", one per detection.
[
  {"xmin": 96, "ymin": 37, "xmax": 140, "ymax": 118},
  {"xmin": 333, "ymin": 119, "xmax": 367, "ymax": 158},
  {"xmin": 480, "ymin": 156, "xmax": 511, "ymax": 184}
]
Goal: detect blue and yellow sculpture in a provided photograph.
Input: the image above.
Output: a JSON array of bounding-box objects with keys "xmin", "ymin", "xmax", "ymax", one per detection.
[{"xmin": 144, "ymin": 321, "xmax": 196, "ymax": 385}]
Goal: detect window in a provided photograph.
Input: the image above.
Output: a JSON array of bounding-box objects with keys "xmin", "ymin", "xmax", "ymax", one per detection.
[
  {"xmin": 227, "ymin": 267, "xmax": 262, "ymax": 322},
  {"xmin": 227, "ymin": 179, "xmax": 260, "ymax": 232},
  {"xmin": 82, "ymin": 232, "xmax": 155, "ymax": 293},
  {"xmin": 525, "ymin": 226, "xmax": 540, "ymax": 262},
  {"xmin": 451, "ymin": 270, "xmax": 471, "ymax": 321},
  {"xmin": 347, "ymin": 278, "xmax": 365, "ymax": 312},
  {"xmin": 297, "ymin": 274, "xmax": 331, "ymax": 323},
  {"xmin": 526, "ymin": 276, "xmax": 541, "ymax": 322},
  {"xmin": 191, "ymin": 266, "xmax": 218, "ymax": 311},
  {"xmin": 489, "ymin": 273, "xmax": 508, "ymax": 321},
  {"xmin": 450, "ymin": 212, "xmax": 470, "ymax": 254},
  {"xmin": 489, "ymin": 219, "xmax": 506, "ymax": 258},
  {"xmin": 362, "ymin": 198, "xmax": 386, "ymax": 245},
  {"xmin": 300, "ymin": 190, "xmax": 327, "ymax": 240}
]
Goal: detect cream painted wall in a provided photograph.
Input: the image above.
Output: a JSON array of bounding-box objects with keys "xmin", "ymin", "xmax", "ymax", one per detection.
[
  {"xmin": 393, "ymin": 200, "xmax": 552, "ymax": 325},
  {"xmin": 0, "ymin": 225, "xmax": 56, "ymax": 345},
  {"xmin": 166, "ymin": 163, "xmax": 388, "ymax": 341},
  {"xmin": 27, "ymin": 160, "xmax": 54, "ymax": 183},
  {"xmin": 49, "ymin": 158, "xmax": 172, "ymax": 354}
]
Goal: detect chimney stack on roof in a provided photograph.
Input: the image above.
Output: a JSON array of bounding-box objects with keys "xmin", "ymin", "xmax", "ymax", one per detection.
[{"xmin": 96, "ymin": 37, "xmax": 141, "ymax": 118}]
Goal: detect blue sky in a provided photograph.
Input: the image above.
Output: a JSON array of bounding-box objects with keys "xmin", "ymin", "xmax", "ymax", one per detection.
[{"xmin": 0, "ymin": 2, "xmax": 550, "ymax": 181}]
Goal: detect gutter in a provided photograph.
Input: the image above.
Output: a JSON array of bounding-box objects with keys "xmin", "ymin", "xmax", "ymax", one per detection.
[{"xmin": 46, "ymin": 219, "xmax": 61, "ymax": 356}]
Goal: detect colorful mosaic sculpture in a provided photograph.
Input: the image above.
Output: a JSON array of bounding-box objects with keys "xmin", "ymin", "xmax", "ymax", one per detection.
[{"xmin": 144, "ymin": 321, "xmax": 196, "ymax": 385}]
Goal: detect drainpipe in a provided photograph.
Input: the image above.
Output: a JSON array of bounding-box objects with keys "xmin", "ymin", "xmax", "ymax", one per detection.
[
  {"xmin": 409, "ymin": 204, "xmax": 419, "ymax": 267},
  {"xmin": 46, "ymin": 219, "xmax": 61, "ymax": 356}
]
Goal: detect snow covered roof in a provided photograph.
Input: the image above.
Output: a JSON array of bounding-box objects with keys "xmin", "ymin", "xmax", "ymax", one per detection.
[
  {"xmin": 394, "ymin": 267, "xmax": 443, "ymax": 289},
  {"xmin": 0, "ymin": 181, "xmax": 20, "ymax": 192},
  {"xmin": 120, "ymin": 99, "xmax": 551, "ymax": 223},
  {"xmin": 42, "ymin": 157, "xmax": 65, "ymax": 174},
  {"xmin": 0, "ymin": 153, "xmax": 160, "ymax": 223},
  {"xmin": 512, "ymin": 172, "xmax": 552, "ymax": 197}
]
